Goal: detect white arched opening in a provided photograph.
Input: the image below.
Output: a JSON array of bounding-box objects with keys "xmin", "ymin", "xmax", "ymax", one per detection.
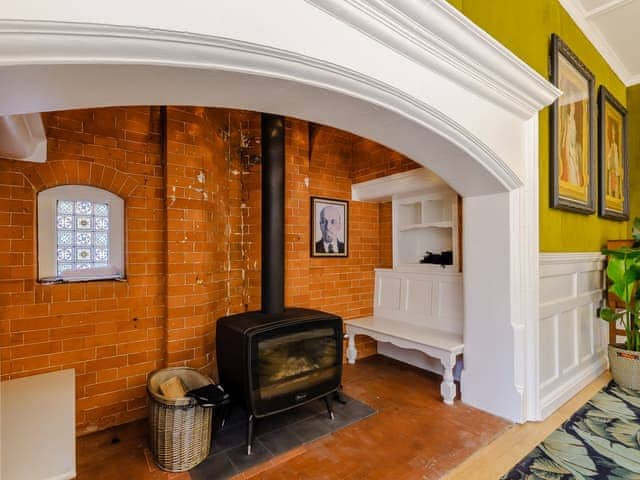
[{"xmin": 0, "ymin": 0, "xmax": 559, "ymax": 421}]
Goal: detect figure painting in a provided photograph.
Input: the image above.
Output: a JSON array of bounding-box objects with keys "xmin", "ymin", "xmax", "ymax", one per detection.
[
  {"xmin": 551, "ymin": 34, "xmax": 595, "ymax": 214},
  {"xmin": 598, "ymin": 86, "xmax": 628, "ymax": 220},
  {"xmin": 311, "ymin": 197, "xmax": 348, "ymax": 257}
]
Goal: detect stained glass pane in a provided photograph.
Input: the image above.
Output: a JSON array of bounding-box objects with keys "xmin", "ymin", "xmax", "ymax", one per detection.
[
  {"xmin": 75, "ymin": 201, "xmax": 92, "ymax": 215},
  {"xmin": 94, "ymin": 203, "xmax": 109, "ymax": 216},
  {"xmin": 76, "ymin": 232, "xmax": 92, "ymax": 245},
  {"xmin": 58, "ymin": 263, "xmax": 74, "ymax": 274},
  {"xmin": 95, "ymin": 217, "xmax": 109, "ymax": 231},
  {"xmin": 95, "ymin": 233, "xmax": 108, "ymax": 246},
  {"xmin": 57, "ymin": 201, "xmax": 74, "ymax": 214},
  {"xmin": 57, "ymin": 215, "xmax": 73, "ymax": 230},
  {"xmin": 55, "ymin": 198, "xmax": 112, "ymax": 276},
  {"xmin": 76, "ymin": 216, "xmax": 92, "ymax": 230},
  {"xmin": 57, "ymin": 248, "xmax": 73, "ymax": 262},
  {"xmin": 76, "ymin": 248, "xmax": 91, "ymax": 261},
  {"xmin": 57, "ymin": 231, "xmax": 73, "ymax": 245}
]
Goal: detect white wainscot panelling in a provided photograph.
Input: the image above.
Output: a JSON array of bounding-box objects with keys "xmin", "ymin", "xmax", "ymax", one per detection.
[
  {"xmin": 539, "ymin": 253, "xmax": 608, "ymax": 419},
  {"xmin": 539, "ymin": 315, "xmax": 558, "ymax": 385}
]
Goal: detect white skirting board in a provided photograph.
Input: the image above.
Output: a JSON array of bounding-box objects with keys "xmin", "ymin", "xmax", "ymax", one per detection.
[
  {"xmin": 377, "ymin": 342, "xmax": 463, "ymax": 381},
  {"xmin": 538, "ymin": 252, "xmax": 608, "ymax": 419}
]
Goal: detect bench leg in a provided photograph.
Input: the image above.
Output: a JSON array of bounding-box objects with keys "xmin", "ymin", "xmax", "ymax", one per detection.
[
  {"xmin": 440, "ymin": 354, "xmax": 457, "ymax": 405},
  {"xmin": 346, "ymin": 333, "xmax": 358, "ymax": 364}
]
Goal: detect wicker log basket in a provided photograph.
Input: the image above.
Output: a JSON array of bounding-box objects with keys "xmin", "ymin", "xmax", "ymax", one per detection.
[{"xmin": 147, "ymin": 367, "xmax": 214, "ymax": 472}]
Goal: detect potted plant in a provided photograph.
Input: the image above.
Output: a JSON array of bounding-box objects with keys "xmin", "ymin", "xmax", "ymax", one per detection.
[{"xmin": 600, "ymin": 221, "xmax": 640, "ymax": 389}]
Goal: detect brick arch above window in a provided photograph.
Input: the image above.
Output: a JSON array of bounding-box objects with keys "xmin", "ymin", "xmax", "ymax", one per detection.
[{"xmin": 17, "ymin": 159, "xmax": 141, "ymax": 198}]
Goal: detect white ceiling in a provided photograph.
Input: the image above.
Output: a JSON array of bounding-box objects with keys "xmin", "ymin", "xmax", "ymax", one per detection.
[{"xmin": 559, "ymin": 0, "xmax": 640, "ymax": 85}]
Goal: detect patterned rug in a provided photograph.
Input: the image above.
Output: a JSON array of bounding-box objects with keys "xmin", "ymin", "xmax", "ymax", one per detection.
[{"xmin": 502, "ymin": 381, "xmax": 640, "ymax": 479}]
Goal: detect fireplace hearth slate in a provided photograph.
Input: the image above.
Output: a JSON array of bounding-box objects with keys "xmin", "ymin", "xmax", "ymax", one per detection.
[{"xmin": 190, "ymin": 395, "xmax": 375, "ymax": 480}]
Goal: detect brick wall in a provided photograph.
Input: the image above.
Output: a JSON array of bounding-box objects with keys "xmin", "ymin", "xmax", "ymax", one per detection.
[
  {"xmin": 352, "ymin": 137, "xmax": 420, "ymax": 183},
  {"xmin": 0, "ymin": 107, "xmax": 165, "ymax": 434},
  {"xmin": 0, "ymin": 108, "xmax": 419, "ymax": 435},
  {"xmin": 163, "ymin": 107, "xmax": 261, "ymax": 371}
]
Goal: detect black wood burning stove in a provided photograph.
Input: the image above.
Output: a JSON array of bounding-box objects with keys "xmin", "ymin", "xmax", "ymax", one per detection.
[
  {"xmin": 216, "ymin": 114, "xmax": 344, "ymax": 455},
  {"xmin": 217, "ymin": 308, "xmax": 343, "ymax": 452}
]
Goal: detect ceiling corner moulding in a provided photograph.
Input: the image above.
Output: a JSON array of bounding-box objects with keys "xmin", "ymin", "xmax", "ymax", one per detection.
[
  {"xmin": 557, "ymin": 0, "xmax": 633, "ymax": 86},
  {"xmin": 306, "ymin": 0, "xmax": 560, "ymax": 119},
  {"xmin": 0, "ymin": 113, "xmax": 47, "ymax": 163}
]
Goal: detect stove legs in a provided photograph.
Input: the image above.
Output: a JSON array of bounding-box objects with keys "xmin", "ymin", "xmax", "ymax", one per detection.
[
  {"xmin": 323, "ymin": 395, "xmax": 335, "ymax": 420},
  {"xmin": 246, "ymin": 414, "xmax": 254, "ymax": 455}
]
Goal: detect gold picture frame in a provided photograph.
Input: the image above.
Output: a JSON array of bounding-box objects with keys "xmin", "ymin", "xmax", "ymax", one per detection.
[
  {"xmin": 550, "ymin": 34, "xmax": 596, "ymax": 214},
  {"xmin": 598, "ymin": 86, "xmax": 628, "ymax": 220}
]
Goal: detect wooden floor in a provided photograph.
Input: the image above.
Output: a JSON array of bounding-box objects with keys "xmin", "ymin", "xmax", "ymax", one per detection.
[
  {"xmin": 78, "ymin": 354, "xmax": 597, "ymax": 480},
  {"xmin": 444, "ymin": 371, "xmax": 612, "ymax": 480}
]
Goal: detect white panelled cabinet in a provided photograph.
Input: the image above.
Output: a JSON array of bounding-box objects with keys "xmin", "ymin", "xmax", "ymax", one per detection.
[{"xmin": 393, "ymin": 189, "xmax": 460, "ymax": 272}]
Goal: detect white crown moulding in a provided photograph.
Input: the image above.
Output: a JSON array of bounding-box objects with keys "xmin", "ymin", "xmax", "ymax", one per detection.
[
  {"xmin": 306, "ymin": 0, "xmax": 561, "ymax": 119},
  {"xmin": 0, "ymin": 19, "xmax": 526, "ymax": 193},
  {"xmin": 557, "ymin": 0, "xmax": 634, "ymax": 86}
]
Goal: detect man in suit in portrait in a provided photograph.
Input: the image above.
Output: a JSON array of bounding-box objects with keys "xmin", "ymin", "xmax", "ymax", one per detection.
[{"xmin": 315, "ymin": 205, "xmax": 344, "ymax": 254}]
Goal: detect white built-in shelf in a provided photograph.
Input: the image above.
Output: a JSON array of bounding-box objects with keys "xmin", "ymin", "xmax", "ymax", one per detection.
[
  {"xmin": 351, "ymin": 168, "xmax": 461, "ymax": 273},
  {"xmin": 393, "ymin": 189, "xmax": 460, "ymax": 272}
]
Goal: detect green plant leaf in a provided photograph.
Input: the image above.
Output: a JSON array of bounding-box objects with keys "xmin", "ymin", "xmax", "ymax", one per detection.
[
  {"xmin": 611, "ymin": 283, "xmax": 631, "ymax": 305},
  {"xmin": 624, "ymin": 264, "xmax": 640, "ymax": 284},
  {"xmin": 603, "ymin": 247, "xmax": 640, "ymax": 260},
  {"xmin": 607, "ymin": 255, "xmax": 627, "ymax": 283},
  {"xmin": 600, "ymin": 308, "xmax": 624, "ymax": 323}
]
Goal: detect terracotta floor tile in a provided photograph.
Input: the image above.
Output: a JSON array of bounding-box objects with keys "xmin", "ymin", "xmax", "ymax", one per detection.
[{"xmin": 76, "ymin": 355, "xmax": 510, "ymax": 479}]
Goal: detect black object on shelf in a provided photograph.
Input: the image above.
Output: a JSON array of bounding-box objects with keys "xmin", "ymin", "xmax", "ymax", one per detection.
[{"xmin": 420, "ymin": 250, "xmax": 453, "ymax": 268}]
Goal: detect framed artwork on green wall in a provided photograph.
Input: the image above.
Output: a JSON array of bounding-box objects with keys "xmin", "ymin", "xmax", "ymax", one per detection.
[
  {"xmin": 550, "ymin": 34, "xmax": 596, "ymax": 214},
  {"xmin": 598, "ymin": 86, "xmax": 628, "ymax": 221}
]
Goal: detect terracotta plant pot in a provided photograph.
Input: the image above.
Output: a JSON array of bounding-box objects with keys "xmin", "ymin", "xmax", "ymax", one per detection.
[{"xmin": 608, "ymin": 344, "xmax": 640, "ymax": 390}]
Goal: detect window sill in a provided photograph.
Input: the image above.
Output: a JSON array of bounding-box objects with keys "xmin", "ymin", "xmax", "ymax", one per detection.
[{"xmin": 38, "ymin": 276, "xmax": 127, "ymax": 285}]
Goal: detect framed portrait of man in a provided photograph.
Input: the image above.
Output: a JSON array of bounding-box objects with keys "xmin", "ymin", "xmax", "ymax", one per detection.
[
  {"xmin": 550, "ymin": 34, "xmax": 596, "ymax": 214},
  {"xmin": 598, "ymin": 86, "xmax": 628, "ymax": 221},
  {"xmin": 310, "ymin": 197, "xmax": 348, "ymax": 257}
]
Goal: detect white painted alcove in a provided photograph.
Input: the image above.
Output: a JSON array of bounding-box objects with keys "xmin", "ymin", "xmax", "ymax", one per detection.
[{"xmin": 0, "ymin": 0, "xmax": 559, "ymax": 422}]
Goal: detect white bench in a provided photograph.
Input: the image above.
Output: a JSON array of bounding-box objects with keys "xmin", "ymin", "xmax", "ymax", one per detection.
[{"xmin": 345, "ymin": 268, "xmax": 464, "ymax": 404}]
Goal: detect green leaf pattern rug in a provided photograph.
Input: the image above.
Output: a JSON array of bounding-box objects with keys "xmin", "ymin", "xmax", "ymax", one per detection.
[{"xmin": 502, "ymin": 382, "xmax": 640, "ymax": 479}]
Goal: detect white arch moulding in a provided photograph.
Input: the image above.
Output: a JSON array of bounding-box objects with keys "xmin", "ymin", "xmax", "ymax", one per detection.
[{"xmin": 0, "ymin": 0, "xmax": 559, "ymax": 422}]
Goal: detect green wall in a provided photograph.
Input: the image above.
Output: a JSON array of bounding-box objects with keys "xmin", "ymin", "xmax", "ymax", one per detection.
[
  {"xmin": 449, "ymin": 0, "xmax": 633, "ymax": 251},
  {"xmin": 628, "ymin": 85, "xmax": 640, "ymax": 224}
]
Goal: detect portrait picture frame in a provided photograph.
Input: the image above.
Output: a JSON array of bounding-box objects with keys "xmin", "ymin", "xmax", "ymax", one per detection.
[
  {"xmin": 550, "ymin": 34, "xmax": 596, "ymax": 214},
  {"xmin": 598, "ymin": 86, "xmax": 628, "ymax": 221},
  {"xmin": 310, "ymin": 196, "xmax": 348, "ymax": 257}
]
